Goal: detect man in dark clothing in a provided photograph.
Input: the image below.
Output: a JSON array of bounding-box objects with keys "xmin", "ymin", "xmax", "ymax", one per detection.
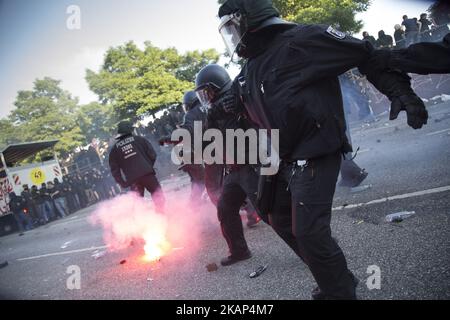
[
  {"xmin": 394, "ymin": 24, "xmax": 406, "ymax": 49},
  {"xmin": 362, "ymin": 31, "xmax": 376, "ymax": 46},
  {"xmin": 216, "ymin": 0, "xmax": 427, "ymax": 299},
  {"xmin": 9, "ymin": 192, "xmax": 33, "ymax": 232},
  {"xmin": 109, "ymin": 121, "xmax": 165, "ymax": 213},
  {"xmin": 40, "ymin": 182, "xmax": 56, "ymax": 220},
  {"xmin": 376, "ymin": 30, "xmax": 393, "ymax": 49},
  {"xmin": 402, "ymin": 15, "xmax": 420, "ymax": 46},
  {"xmin": 195, "ymin": 64, "xmax": 262, "ymax": 266},
  {"xmin": 419, "ymin": 13, "xmax": 433, "ymax": 42},
  {"xmin": 50, "ymin": 180, "xmax": 68, "ymax": 218},
  {"xmin": 31, "ymin": 185, "xmax": 47, "ymax": 224},
  {"xmin": 21, "ymin": 184, "xmax": 38, "ymax": 224},
  {"xmin": 72, "ymin": 174, "xmax": 88, "ymax": 208},
  {"xmin": 178, "ymin": 91, "xmax": 207, "ymax": 205}
]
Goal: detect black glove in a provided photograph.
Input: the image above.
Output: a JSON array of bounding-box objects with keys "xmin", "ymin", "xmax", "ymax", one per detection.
[
  {"xmin": 219, "ymin": 90, "xmax": 241, "ymax": 113},
  {"xmin": 390, "ymin": 94, "xmax": 428, "ymax": 129},
  {"xmin": 212, "ymin": 89, "xmax": 243, "ymax": 114}
]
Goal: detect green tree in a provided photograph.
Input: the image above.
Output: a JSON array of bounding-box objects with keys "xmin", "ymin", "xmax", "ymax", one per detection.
[
  {"xmin": 0, "ymin": 118, "xmax": 20, "ymax": 150},
  {"xmin": 6, "ymin": 77, "xmax": 85, "ymax": 160},
  {"xmin": 86, "ymin": 42, "xmax": 219, "ymax": 120},
  {"xmin": 217, "ymin": 0, "xmax": 370, "ymax": 34},
  {"xmin": 76, "ymin": 102, "xmax": 117, "ymax": 143}
]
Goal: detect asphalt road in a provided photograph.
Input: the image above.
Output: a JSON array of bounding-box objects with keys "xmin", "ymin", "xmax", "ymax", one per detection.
[{"xmin": 1, "ymin": 102, "xmax": 449, "ymax": 300}]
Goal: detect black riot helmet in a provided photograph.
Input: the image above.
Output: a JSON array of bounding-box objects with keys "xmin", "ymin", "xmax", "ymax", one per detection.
[
  {"xmin": 218, "ymin": 0, "xmax": 294, "ymax": 58},
  {"xmin": 116, "ymin": 120, "xmax": 133, "ymax": 139},
  {"xmin": 182, "ymin": 90, "xmax": 199, "ymax": 113},
  {"xmin": 194, "ymin": 64, "xmax": 232, "ymax": 109}
]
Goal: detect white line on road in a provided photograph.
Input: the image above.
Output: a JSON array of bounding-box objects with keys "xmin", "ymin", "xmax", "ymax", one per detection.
[
  {"xmin": 333, "ymin": 185, "xmax": 450, "ymax": 211},
  {"xmin": 17, "ymin": 245, "xmax": 108, "ymax": 262},
  {"xmin": 426, "ymin": 128, "xmax": 450, "ymax": 136}
]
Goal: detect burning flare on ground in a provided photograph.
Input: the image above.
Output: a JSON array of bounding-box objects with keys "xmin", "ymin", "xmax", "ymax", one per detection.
[{"xmin": 89, "ymin": 193, "xmax": 172, "ymax": 262}]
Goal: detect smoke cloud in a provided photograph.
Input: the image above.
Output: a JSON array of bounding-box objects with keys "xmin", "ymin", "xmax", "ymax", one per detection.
[{"xmin": 89, "ymin": 186, "xmax": 219, "ymax": 261}]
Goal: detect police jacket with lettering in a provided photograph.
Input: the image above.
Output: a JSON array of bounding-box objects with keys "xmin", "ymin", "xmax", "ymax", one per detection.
[
  {"xmin": 108, "ymin": 134, "xmax": 157, "ymax": 186},
  {"xmin": 237, "ymin": 24, "xmax": 416, "ymax": 161}
]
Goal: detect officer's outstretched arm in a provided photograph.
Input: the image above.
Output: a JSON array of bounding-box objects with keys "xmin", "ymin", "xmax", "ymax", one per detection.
[
  {"xmin": 370, "ymin": 33, "xmax": 450, "ymax": 74},
  {"xmin": 296, "ymin": 25, "xmax": 428, "ymax": 129}
]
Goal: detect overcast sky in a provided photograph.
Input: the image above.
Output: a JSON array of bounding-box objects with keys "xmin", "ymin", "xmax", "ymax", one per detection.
[{"xmin": 0, "ymin": 0, "xmax": 434, "ymax": 119}]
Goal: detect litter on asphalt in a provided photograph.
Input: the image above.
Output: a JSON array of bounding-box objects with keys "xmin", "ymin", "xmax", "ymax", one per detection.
[
  {"xmin": 351, "ymin": 184, "xmax": 372, "ymax": 193},
  {"xmin": 249, "ymin": 265, "xmax": 267, "ymax": 278},
  {"xmin": 385, "ymin": 211, "xmax": 416, "ymax": 223}
]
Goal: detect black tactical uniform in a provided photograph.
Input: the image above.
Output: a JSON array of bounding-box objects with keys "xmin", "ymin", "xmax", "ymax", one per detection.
[
  {"xmin": 195, "ymin": 65, "xmax": 261, "ymax": 265},
  {"xmin": 179, "ymin": 91, "xmax": 206, "ymax": 204},
  {"xmin": 217, "ymin": 0, "xmax": 428, "ymax": 299},
  {"xmin": 109, "ymin": 121, "xmax": 165, "ymax": 212}
]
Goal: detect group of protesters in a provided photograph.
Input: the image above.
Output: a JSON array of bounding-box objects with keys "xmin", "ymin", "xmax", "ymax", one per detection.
[
  {"xmin": 9, "ymin": 166, "xmax": 122, "ymax": 233},
  {"xmin": 362, "ymin": 12, "xmax": 450, "ymax": 49}
]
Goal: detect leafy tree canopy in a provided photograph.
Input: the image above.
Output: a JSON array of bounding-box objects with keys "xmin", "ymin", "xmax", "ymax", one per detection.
[{"xmin": 86, "ymin": 42, "xmax": 219, "ymax": 120}]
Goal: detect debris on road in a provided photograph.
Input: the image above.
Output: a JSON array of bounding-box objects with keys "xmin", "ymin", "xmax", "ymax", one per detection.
[
  {"xmin": 249, "ymin": 265, "xmax": 267, "ymax": 278},
  {"xmin": 61, "ymin": 241, "xmax": 73, "ymax": 249},
  {"xmin": 352, "ymin": 220, "xmax": 364, "ymax": 225},
  {"xmin": 376, "ymin": 139, "xmax": 382, "ymax": 143},
  {"xmin": 0, "ymin": 261, "xmax": 8, "ymax": 269},
  {"xmin": 147, "ymin": 278, "xmax": 153, "ymax": 281},
  {"xmin": 91, "ymin": 250, "xmax": 106, "ymax": 259},
  {"xmin": 351, "ymin": 184, "xmax": 372, "ymax": 193},
  {"xmin": 206, "ymin": 263, "xmax": 218, "ymax": 272},
  {"xmin": 120, "ymin": 259, "xmax": 127, "ymax": 265},
  {"xmin": 385, "ymin": 211, "xmax": 416, "ymax": 223}
]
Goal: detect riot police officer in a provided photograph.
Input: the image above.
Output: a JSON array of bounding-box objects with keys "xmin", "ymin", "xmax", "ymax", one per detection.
[
  {"xmin": 216, "ymin": 0, "xmax": 428, "ymax": 299},
  {"xmin": 109, "ymin": 121, "xmax": 165, "ymax": 213},
  {"xmin": 178, "ymin": 91, "xmax": 207, "ymax": 205},
  {"xmin": 195, "ymin": 64, "xmax": 261, "ymax": 265}
]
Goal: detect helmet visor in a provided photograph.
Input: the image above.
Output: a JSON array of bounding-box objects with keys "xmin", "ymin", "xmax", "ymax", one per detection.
[
  {"xmin": 195, "ymin": 85, "xmax": 218, "ymax": 110},
  {"xmin": 218, "ymin": 14, "xmax": 243, "ymax": 57}
]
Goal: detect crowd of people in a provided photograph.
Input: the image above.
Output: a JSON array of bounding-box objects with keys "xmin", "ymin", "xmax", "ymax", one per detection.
[
  {"xmin": 9, "ymin": 167, "xmax": 122, "ymax": 233},
  {"xmin": 362, "ymin": 12, "xmax": 449, "ymax": 49},
  {"xmin": 138, "ymin": 105, "xmax": 185, "ymax": 146}
]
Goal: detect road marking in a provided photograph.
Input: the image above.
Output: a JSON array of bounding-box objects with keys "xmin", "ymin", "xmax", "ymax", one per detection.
[
  {"xmin": 426, "ymin": 128, "xmax": 450, "ymax": 136},
  {"xmin": 17, "ymin": 245, "xmax": 108, "ymax": 262},
  {"xmin": 333, "ymin": 185, "xmax": 450, "ymax": 211}
]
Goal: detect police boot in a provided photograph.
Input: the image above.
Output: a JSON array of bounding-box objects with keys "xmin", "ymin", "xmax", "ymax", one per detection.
[
  {"xmin": 311, "ymin": 272, "xmax": 359, "ymax": 300},
  {"xmin": 220, "ymin": 250, "xmax": 252, "ymax": 266},
  {"xmin": 339, "ymin": 159, "xmax": 368, "ymax": 188}
]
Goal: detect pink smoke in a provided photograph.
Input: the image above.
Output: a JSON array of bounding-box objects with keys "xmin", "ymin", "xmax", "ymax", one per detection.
[{"xmin": 89, "ymin": 185, "xmax": 219, "ymax": 261}]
